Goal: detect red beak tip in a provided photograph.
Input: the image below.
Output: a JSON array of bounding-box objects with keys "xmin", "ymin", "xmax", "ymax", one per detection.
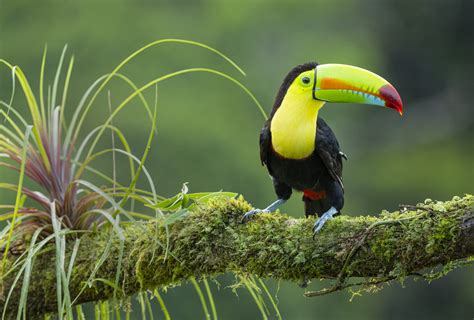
[{"xmin": 380, "ymin": 84, "xmax": 403, "ymax": 116}]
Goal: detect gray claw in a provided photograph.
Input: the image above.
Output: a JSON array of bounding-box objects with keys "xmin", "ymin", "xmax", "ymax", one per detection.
[
  {"xmin": 312, "ymin": 216, "xmax": 329, "ymax": 234},
  {"xmin": 339, "ymin": 151, "xmax": 348, "ymax": 161},
  {"xmin": 241, "ymin": 209, "xmax": 267, "ymax": 223},
  {"xmin": 312, "ymin": 207, "xmax": 338, "ymax": 238},
  {"xmin": 241, "ymin": 199, "xmax": 287, "ymax": 223}
]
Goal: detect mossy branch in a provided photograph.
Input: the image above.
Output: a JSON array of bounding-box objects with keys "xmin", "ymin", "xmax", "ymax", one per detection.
[{"xmin": 1, "ymin": 194, "xmax": 473, "ymax": 317}]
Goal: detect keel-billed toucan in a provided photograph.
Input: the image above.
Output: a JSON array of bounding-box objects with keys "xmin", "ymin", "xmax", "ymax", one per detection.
[{"xmin": 242, "ymin": 62, "xmax": 403, "ymax": 235}]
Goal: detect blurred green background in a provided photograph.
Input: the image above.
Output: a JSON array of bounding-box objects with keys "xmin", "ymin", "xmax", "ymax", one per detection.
[{"xmin": 0, "ymin": 0, "xmax": 472, "ymax": 319}]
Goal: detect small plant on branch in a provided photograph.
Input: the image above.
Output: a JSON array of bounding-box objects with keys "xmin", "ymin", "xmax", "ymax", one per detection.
[{"xmin": 0, "ymin": 40, "xmax": 274, "ymax": 319}]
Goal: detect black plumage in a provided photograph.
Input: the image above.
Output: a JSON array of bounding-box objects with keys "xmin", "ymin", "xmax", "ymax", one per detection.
[{"xmin": 259, "ymin": 63, "xmax": 345, "ymax": 217}]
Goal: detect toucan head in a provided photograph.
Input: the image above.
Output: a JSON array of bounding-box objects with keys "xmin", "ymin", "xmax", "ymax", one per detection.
[{"xmin": 274, "ymin": 62, "xmax": 403, "ymax": 115}]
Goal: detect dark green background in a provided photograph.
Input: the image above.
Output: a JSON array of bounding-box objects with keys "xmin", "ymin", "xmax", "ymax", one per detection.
[{"xmin": 0, "ymin": 0, "xmax": 472, "ymax": 319}]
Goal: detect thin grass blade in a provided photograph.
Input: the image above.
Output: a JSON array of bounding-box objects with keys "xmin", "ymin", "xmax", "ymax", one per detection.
[
  {"xmin": 191, "ymin": 277, "xmax": 211, "ymax": 320},
  {"xmin": 1, "ymin": 126, "xmax": 32, "ymax": 275}
]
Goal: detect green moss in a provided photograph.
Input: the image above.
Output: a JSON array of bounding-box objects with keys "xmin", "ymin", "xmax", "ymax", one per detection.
[
  {"xmin": 1, "ymin": 194, "xmax": 472, "ymax": 316},
  {"xmin": 370, "ymin": 229, "xmax": 397, "ymax": 262}
]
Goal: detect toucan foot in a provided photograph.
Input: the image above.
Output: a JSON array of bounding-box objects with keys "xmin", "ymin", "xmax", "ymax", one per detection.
[
  {"xmin": 312, "ymin": 206, "xmax": 338, "ymax": 237},
  {"xmin": 241, "ymin": 208, "xmax": 269, "ymax": 223},
  {"xmin": 241, "ymin": 198, "xmax": 287, "ymax": 223}
]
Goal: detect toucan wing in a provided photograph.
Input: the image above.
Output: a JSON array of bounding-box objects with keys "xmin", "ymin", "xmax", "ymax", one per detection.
[
  {"xmin": 259, "ymin": 120, "xmax": 271, "ymax": 168},
  {"xmin": 315, "ymin": 118, "xmax": 344, "ymax": 191}
]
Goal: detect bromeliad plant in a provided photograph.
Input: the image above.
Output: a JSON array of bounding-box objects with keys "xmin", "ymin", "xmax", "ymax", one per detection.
[
  {"xmin": 0, "ymin": 41, "xmax": 264, "ymax": 240},
  {"xmin": 1, "ymin": 79, "xmax": 109, "ymax": 235},
  {"xmin": 0, "ymin": 40, "xmax": 277, "ymax": 319},
  {"xmin": 0, "ymin": 46, "xmax": 152, "ymax": 240}
]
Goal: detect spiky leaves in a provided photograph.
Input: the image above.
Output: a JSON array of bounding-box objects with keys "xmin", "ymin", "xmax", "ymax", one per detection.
[{"xmin": 0, "ymin": 39, "xmax": 268, "ymax": 319}]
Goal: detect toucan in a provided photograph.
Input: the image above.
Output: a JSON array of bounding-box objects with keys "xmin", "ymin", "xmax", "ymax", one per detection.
[{"xmin": 242, "ymin": 62, "xmax": 403, "ymax": 235}]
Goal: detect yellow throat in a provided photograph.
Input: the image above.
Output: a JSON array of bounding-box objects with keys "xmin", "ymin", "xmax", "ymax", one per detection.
[{"xmin": 270, "ymin": 87, "xmax": 325, "ymax": 159}]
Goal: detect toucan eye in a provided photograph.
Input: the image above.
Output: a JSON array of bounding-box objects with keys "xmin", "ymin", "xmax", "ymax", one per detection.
[{"xmin": 301, "ymin": 76, "xmax": 311, "ymax": 85}]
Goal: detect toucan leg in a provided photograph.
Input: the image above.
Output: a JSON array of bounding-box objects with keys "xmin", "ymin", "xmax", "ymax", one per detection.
[
  {"xmin": 312, "ymin": 206, "xmax": 338, "ymax": 235},
  {"xmin": 241, "ymin": 198, "xmax": 287, "ymax": 223}
]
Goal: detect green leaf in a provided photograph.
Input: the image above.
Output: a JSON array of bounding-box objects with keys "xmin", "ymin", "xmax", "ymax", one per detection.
[
  {"xmin": 148, "ymin": 191, "xmax": 237, "ymax": 211},
  {"xmin": 149, "ymin": 194, "xmax": 183, "ymax": 210},
  {"xmin": 1, "ymin": 126, "xmax": 32, "ymax": 276},
  {"xmin": 161, "ymin": 209, "xmax": 188, "ymax": 226}
]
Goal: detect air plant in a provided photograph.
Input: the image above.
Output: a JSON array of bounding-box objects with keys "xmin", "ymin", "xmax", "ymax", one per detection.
[
  {"xmin": 0, "ymin": 40, "xmax": 279, "ymax": 319},
  {"xmin": 0, "ymin": 40, "xmax": 265, "ymax": 240},
  {"xmin": 1, "ymin": 95, "xmax": 111, "ymax": 235},
  {"xmin": 0, "ymin": 47, "xmax": 142, "ymax": 240}
]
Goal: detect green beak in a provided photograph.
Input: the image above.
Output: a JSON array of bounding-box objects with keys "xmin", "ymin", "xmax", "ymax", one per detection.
[{"xmin": 313, "ymin": 64, "xmax": 403, "ymax": 115}]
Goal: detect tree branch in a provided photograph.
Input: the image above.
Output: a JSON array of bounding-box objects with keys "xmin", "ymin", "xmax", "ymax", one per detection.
[{"xmin": 1, "ymin": 194, "xmax": 473, "ymax": 317}]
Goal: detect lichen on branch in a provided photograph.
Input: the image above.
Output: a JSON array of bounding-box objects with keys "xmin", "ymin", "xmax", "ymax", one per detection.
[{"xmin": 0, "ymin": 194, "xmax": 473, "ymax": 317}]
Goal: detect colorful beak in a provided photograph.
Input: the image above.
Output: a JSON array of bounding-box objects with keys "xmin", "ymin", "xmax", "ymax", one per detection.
[{"xmin": 313, "ymin": 64, "xmax": 403, "ymax": 115}]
